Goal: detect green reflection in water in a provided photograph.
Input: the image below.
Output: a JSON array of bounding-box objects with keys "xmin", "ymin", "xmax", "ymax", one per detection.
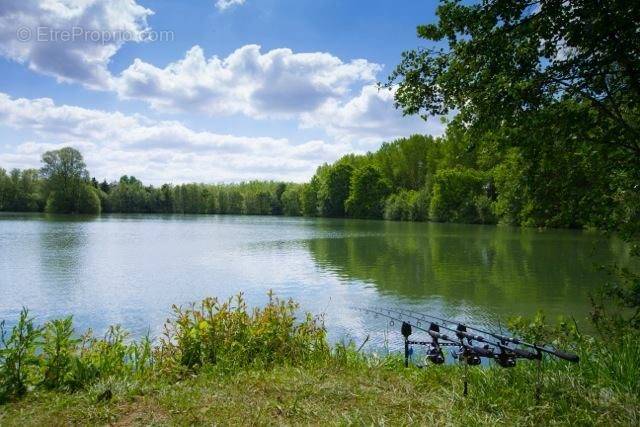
[{"xmin": 306, "ymin": 219, "xmax": 630, "ymax": 322}]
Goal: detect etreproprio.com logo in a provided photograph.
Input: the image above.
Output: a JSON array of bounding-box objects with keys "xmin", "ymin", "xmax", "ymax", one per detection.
[{"xmin": 16, "ymin": 26, "xmax": 174, "ymax": 44}]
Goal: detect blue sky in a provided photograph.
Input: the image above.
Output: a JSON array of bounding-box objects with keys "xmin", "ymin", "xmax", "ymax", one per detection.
[{"xmin": 0, "ymin": 0, "xmax": 445, "ymax": 184}]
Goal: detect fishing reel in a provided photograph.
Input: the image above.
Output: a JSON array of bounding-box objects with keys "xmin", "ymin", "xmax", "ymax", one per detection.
[
  {"xmin": 464, "ymin": 353, "xmax": 482, "ymax": 366},
  {"xmin": 495, "ymin": 352, "xmax": 517, "ymax": 368},
  {"xmin": 451, "ymin": 347, "xmax": 482, "ymax": 365},
  {"xmin": 427, "ymin": 347, "xmax": 445, "ymax": 364}
]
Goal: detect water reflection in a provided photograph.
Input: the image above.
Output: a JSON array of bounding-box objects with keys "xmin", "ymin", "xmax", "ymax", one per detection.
[{"xmin": 305, "ymin": 220, "xmax": 627, "ymax": 322}]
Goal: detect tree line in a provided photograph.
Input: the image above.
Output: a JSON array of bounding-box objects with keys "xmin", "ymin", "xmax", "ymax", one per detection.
[
  {"xmin": 0, "ymin": 126, "xmax": 618, "ymax": 230},
  {"xmin": 0, "ymin": 150, "xmax": 302, "ymax": 217}
]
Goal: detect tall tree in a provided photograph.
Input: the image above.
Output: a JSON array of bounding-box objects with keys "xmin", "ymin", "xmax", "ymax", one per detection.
[
  {"xmin": 345, "ymin": 166, "xmax": 390, "ymax": 219},
  {"xmin": 317, "ymin": 163, "xmax": 354, "ymax": 217},
  {"xmin": 40, "ymin": 147, "xmax": 99, "ymax": 214},
  {"xmin": 387, "ymin": 0, "xmax": 639, "ymax": 323}
]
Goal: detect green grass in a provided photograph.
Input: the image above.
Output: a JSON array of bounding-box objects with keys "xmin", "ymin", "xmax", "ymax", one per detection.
[{"xmin": 1, "ymin": 357, "xmax": 639, "ymax": 426}]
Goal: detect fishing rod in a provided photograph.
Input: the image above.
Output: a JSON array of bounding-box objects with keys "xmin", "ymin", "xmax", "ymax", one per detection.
[
  {"xmin": 354, "ymin": 305, "xmax": 579, "ymax": 400},
  {"xmin": 380, "ymin": 306, "xmax": 579, "ymax": 363},
  {"xmin": 353, "ymin": 307, "xmax": 498, "ymax": 366},
  {"xmin": 354, "ymin": 306, "xmax": 509, "ymax": 397},
  {"xmin": 372, "ymin": 307, "xmax": 539, "ymax": 367}
]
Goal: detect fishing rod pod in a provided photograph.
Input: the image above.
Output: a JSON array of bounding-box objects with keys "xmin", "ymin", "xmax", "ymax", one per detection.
[
  {"xmin": 354, "ymin": 307, "xmax": 503, "ymax": 367},
  {"xmin": 406, "ymin": 309, "xmax": 539, "ymax": 364},
  {"xmin": 354, "ymin": 306, "xmax": 578, "ymax": 366},
  {"xmin": 353, "ymin": 305, "xmax": 579, "ymax": 401},
  {"xmin": 380, "ymin": 306, "xmax": 579, "ymax": 363}
]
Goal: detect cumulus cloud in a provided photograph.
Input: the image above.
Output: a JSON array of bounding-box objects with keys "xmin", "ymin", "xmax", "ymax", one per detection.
[
  {"xmin": 0, "ymin": 93, "xmax": 349, "ymax": 183},
  {"xmin": 116, "ymin": 44, "xmax": 381, "ymax": 118},
  {"xmin": 0, "ymin": 0, "xmax": 152, "ymax": 89},
  {"xmin": 215, "ymin": 0, "xmax": 246, "ymax": 11},
  {"xmin": 115, "ymin": 45, "xmax": 442, "ymax": 144},
  {"xmin": 301, "ymin": 85, "xmax": 446, "ymax": 146},
  {"xmin": 0, "ymin": 2, "xmax": 443, "ymax": 156}
]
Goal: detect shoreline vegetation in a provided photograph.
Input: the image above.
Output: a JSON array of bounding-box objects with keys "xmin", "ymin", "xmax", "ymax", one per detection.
[{"xmin": 0, "ymin": 293, "xmax": 639, "ymax": 425}]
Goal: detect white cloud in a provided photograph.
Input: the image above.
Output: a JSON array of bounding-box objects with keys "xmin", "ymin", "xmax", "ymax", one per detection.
[
  {"xmin": 116, "ymin": 44, "xmax": 381, "ymax": 119},
  {"xmin": 0, "ymin": 93, "xmax": 349, "ymax": 183},
  {"xmin": 115, "ymin": 45, "xmax": 443, "ymax": 144},
  {"xmin": 215, "ymin": 0, "xmax": 246, "ymax": 11},
  {"xmin": 0, "ymin": 0, "xmax": 152, "ymax": 89},
  {"xmin": 301, "ymin": 85, "xmax": 446, "ymax": 145},
  {"xmin": 0, "ymin": 2, "xmax": 443, "ymax": 157}
]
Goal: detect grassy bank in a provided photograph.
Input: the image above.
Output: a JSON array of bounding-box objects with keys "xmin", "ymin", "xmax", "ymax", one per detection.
[{"xmin": 1, "ymin": 295, "xmax": 639, "ymax": 426}]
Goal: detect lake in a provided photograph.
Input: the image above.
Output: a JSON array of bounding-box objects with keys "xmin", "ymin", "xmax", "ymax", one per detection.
[{"xmin": 0, "ymin": 213, "xmax": 630, "ymax": 349}]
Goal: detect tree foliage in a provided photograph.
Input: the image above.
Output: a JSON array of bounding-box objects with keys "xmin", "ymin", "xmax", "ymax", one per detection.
[
  {"xmin": 38, "ymin": 148, "xmax": 100, "ymax": 214},
  {"xmin": 316, "ymin": 163, "xmax": 353, "ymax": 217},
  {"xmin": 429, "ymin": 168, "xmax": 493, "ymax": 224},
  {"xmin": 345, "ymin": 165, "xmax": 390, "ymax": 219}
]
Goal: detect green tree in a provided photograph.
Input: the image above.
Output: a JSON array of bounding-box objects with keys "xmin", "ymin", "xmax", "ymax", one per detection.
[
  {"xmin": 374, "ymin": 135, "xmax": 433, "ymax": 190},
  {"xmin": 281, "ymin": 185, "xmax": 303, "ymax": 216},
  {"xmin": 429, "ymin": 168, "xmax": 493, "ymax": 224},
  {"xmin": 271, "ymin": 182, "xmax": 287, "ymax": 215},
  {"xmin": 300, "ymin": 179, "xmax": 319, "ymax": 217},
  {"xmin": 77, "ymin": 185, "xmax": 101, "ymax": 214},
  {"xmin": 317, "ymin": 163, "xmax": 353, "ymax": 217},
  {"xmin": 384, "ymin": 189, "xmax": 429, "ymax": 222},
  {"xmin": 40, "ymin": 147, "xmax": 99, "ymax": 214},
  {"xmin": 387, "ymin": 0, "xmax": 639, "ymax": 226},
  {"xmin": 109, "ymin": 176, "xmax": 148, "ymax": 213},
  {"xmin": 387, "ymin": 0, "xmax": 639, "ymax": 154},
  {"xmin": 345, "ymin": 166, "xmax": 390, "ymax": 219}
]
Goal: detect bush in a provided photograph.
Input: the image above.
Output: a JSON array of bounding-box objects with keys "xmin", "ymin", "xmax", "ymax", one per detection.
[
  {"xmin": 429, "ymin": 168, "xmax": 495, "ymax": 224},
  {"xmin": 0, "ymin": 309, "xmax": 41, "ymax": 402},
  {"xmin": 160, "ymin": 292, "xmax": 328, "ymax": 372},
  {"xmin": 41, "ymin": 317, "xmax": 79, "ymax": 390},
  {"xmin": 0, "ymin": 292, "xmax": 329, "ymax": 403}
]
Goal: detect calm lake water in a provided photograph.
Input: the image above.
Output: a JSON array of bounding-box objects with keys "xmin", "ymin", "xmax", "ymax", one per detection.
[{"xmin": 0, "ymin": 213, "xmax": 631, "ymax": 349}]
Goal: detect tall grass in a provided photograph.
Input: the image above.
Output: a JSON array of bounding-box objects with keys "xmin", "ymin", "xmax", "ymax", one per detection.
[{"xmin": 0, "ymin": 292, "xmax": 329, "ymax": 403}]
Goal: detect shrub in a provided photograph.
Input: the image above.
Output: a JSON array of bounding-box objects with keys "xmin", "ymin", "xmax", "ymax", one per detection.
[
  {"xmin": 0, "ymin": 309, "xmax": 42, "ymax": 402},
  {"xmin": 160, "ymin": 292, "xmax": 329, "ymax": 372},
  {"xmin": 41, "ymin": 317, "xmax": 79, "ymax": 389}
]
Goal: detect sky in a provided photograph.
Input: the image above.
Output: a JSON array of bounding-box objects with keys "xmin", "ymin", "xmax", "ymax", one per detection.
[{"xmin": 0, "ymin": 0, "xmax": 445, "ymax": 184}]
